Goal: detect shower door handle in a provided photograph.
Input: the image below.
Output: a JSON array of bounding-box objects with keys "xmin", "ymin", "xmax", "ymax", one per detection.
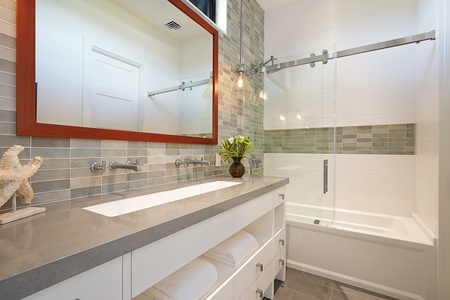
[{"xmin": 323, "ymin": 159, "xmax": 328, "ymax": 194}]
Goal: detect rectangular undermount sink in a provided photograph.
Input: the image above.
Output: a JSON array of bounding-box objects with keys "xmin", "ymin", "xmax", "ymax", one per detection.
[{"xmin": 83, "ymin": 181, "xmax": 242, "ymax": 217}]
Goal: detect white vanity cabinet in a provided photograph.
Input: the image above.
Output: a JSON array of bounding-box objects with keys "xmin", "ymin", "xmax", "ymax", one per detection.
[
  {"xmin": 23, "ymin": 256, "xmax": 123, "ymax": 300},
  {"xmin": 23, "ymin": 183, "xmax": 287, "ymax": 300},
  {"xmin": 131, "ymin": 185, "xmax": 287, "ymax": 300}
]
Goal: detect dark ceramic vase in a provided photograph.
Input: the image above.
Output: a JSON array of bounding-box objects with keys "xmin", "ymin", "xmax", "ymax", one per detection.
[{"xmin": 229, "ymin": 156, "xmax": 245, "ymax": 178}]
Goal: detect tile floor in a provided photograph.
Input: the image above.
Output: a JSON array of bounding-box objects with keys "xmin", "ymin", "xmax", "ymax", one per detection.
[{"xmin": 269, "ymin": 268, "xmax": 399, "ymax": 300}]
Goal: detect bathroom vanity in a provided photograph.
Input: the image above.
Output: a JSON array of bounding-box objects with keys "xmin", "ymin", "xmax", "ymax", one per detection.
[{"xmin": 0, "ymin": 176, "xmax": 288, "ymax": 300}]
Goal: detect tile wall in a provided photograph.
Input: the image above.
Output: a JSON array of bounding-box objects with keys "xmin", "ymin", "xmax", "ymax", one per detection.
[
  {"xmin": 264, "ymin": 123, "xmax": 415, "ymax": 155},
  {"xmin": 0, "ymin": 0, "xmax": 265, "ymax": 209}
]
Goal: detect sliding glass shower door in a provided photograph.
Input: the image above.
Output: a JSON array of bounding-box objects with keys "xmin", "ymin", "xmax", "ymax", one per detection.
[{"xmin": 263, "ymin": 47, "xmax": 336, "ymax": 225}]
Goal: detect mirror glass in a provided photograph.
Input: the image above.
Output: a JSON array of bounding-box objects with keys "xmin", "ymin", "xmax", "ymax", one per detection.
[{"xmin": 17, "ymin": 0, "xmax": 218, "ymax": 144}]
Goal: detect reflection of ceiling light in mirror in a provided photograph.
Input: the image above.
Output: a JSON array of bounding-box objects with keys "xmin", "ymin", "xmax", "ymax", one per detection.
[
  {"xmin": 279, "ymin": 115, "xmax": 285, "ymax": 121},
  {"xmin": 296, "ymin": 113, "xmax": 302, "ymax": 120}
]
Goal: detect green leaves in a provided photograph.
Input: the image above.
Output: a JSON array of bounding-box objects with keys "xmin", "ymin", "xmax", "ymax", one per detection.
[{"xmin": 218, "ymin": 135, "xmax": 253, "ymax": 164}]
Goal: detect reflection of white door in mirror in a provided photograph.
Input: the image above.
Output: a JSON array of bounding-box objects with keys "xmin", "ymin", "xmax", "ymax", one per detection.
[{"xmin": 83, "ymin": 44, "xmax": 141, "ymax": 131}]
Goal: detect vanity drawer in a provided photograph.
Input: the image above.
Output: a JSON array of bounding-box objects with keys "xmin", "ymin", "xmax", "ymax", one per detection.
[
  {"xmin": 274, "ymin": 187, "xmax": 286, "ymax": 207},
  {"xmin": 239, "ymin": 280, "xmax": 259, "ymax": 300},
  {"xmin": 257, "ymin": 259, "xmax": 274, "ymax": 296},
  {"xmin": 273, "ymin": 248, "xmax": 286, "ymax": 278},
  {"xmin": 131, "ymin": 209, "xmax": 234, "ymax": 297},
  {"xmin": 273, "ymin": 227, "xmax": 286, "ymax": 255},
  {"xmin": 23, "ymin": 257, "xmax": 122, "ymax": 300},
  {"xmin": 234, "ymin": 192, "xmax": 273, "ymax": 232},
  {"xmin": 233, "ymin": 239, "xmax": 273, "ymax": 299},
  {"xmin": 207, "ymin": 277, "xmax": 233, "ymax": 300}
]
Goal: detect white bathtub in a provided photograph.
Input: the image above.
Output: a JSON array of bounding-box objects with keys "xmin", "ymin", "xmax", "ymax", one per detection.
[{"xmin": 286, "ymin": 203, "xmax": 437, "ymax": 300}]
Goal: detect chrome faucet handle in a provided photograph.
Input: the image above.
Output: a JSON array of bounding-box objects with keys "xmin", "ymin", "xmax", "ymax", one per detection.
[
  {"xmin": 90, "ymin": 161, "xmax": 106, "ymax": 174},
  {"xmin": 175, "ymin": 158, "xmax": 184, "ymax": 167},
  {"xmin": 126, "ymin": 159, "xmax": 140, "ymax": 166}
]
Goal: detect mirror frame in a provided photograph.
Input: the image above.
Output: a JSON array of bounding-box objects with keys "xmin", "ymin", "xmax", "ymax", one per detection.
[{"xmin": 16, "ymin": 0, "xmax": 218, "ymax": 144}]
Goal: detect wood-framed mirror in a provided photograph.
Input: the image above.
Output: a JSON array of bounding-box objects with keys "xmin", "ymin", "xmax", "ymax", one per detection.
[{"xmin": 16, "ymin": 0, "xmax": 218, "ymax": 144}]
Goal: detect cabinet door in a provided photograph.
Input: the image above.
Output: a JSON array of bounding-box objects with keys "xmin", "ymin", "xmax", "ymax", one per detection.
[{"xmin": 23, "ymin": 257, "xmax": 123, "ymax": 300}]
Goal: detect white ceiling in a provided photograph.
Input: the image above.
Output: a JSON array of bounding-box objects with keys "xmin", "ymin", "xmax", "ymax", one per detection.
[
  {"xmin": 111, "ymin": 0, "xmax": 206, "ymax": 42},
  {"xmin": 255, "ymin": 0, "xmax": 297, "ymax": 12}
]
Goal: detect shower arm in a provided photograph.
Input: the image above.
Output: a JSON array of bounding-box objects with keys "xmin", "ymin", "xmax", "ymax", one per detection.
[{"xmin": 256, "ymin": 30, "xmax": 435, "ymax": 75}]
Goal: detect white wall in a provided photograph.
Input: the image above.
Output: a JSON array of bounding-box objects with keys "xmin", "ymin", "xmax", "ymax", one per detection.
[{"xmin": 265, "ymin": 0, "xmax": 420, "ymax": 128}]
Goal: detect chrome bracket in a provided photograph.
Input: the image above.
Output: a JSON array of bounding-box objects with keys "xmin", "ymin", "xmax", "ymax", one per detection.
[
  {"xmin": 310, "ymin": 53, "xmax": 316, "ymax": 68},
  {"xmin": 322, "ymin": 49, "xmax": 328, "ymax": 64}
]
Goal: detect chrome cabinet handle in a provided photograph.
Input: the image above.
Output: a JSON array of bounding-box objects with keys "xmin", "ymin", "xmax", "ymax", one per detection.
[
  {"xmin": 279, "ymin": 239, "xmax": 285, "ymax": 246},
  {"xmin": 256, "ymin": 288, "xmax": 263, "ymax": 299},
  {"xmin": 256, "ymin": 263, "xmax": 264, "ymax": 272},
  {"xmin": 279, "ymin": 259, "xmax": 285, "ymax": 266},
  {"xmin": 279, "ymin": 193, "xmax": 285, "ymax": 200}
]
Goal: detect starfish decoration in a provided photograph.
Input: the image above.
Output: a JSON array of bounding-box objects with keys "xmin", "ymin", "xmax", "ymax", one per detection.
[{"xmin": 0, "ymin": 145, "xmax": 43, "ymax": 209}]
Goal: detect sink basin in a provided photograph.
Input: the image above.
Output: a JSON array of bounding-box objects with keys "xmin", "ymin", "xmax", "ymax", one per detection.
[{"xmin": 83, "ymin": 181, "xmax": 242, "ymax": 217}]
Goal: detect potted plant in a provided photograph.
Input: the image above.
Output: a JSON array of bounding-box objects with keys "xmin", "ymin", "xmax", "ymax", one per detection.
[{"xmin": 218, "ymin": 135, "xmax": 253, "ymax": 177}]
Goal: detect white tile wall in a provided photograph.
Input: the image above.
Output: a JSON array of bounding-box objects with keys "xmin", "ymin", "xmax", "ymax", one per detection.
[
  {"xmin": 335, "ymin": 154, "xmax": 416, "ymax": 216},
  {"xmin": 265, "ymin": 153, "xmax": 416, "ymax": 217}
]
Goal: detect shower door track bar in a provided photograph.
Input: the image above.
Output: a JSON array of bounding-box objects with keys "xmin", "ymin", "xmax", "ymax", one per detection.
[
  {"xmin": 261, "ymin": 30, "xmax": 436, "ymax": 74},
  {"xmin": 148, "ymin": 78, "xmax": 210, "ymax": 97}
]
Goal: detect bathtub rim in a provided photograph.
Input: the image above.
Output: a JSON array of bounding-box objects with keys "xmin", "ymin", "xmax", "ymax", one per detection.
[{"xmin": 286, "ymin": 206, "xmax": 436, "ymax": 248}]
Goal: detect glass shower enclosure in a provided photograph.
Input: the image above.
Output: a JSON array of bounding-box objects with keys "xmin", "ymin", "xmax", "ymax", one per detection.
[{"xmin": 262, "ymin": 47, "xmax": 336, "ymax": 226}]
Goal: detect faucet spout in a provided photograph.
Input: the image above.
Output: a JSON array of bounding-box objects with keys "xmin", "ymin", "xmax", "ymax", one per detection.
[
  {"xmin": 175, "ymin": 158, "xmax": 211, "ymax": 167},
  {"xmin": 109, "ymin": 160, "xmax": 141, "ymax": 172}
]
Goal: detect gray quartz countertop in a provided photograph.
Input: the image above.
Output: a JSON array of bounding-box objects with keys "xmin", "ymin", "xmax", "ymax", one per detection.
[{"xmin": 0, "ymin": 175, "xmax": 288, "ymax": 300}]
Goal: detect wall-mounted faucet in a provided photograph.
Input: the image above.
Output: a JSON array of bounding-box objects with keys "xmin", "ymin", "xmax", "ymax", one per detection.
[
  {"xmin": 175, "ymin": 157, "xmax": 211, "ymax": 167},
  {"xmin": 109, "ymin": 159, "xmax": 141, "ymax": 172}
]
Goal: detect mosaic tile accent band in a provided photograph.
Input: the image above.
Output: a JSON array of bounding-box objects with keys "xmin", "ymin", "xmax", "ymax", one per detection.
[{"xmin": 264, "ymin": 123, "xmax": 415, "ymax": 155}]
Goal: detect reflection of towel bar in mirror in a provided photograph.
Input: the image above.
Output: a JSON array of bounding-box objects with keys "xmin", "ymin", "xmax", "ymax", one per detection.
[{"xmin": 148, "ymin": 78, "xmax": 210, "ymax": 97}]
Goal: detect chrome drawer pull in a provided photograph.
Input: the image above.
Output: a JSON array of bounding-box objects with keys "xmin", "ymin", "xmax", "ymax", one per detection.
[
  {"xmin": 256, "ymin": 288, "xmax": 264, "ymax": 299},
  {"xmin": 279, "ymin": 259, "xmax": 285, "ymax": 266},
  {"xmin": 279, "ymin": 239, "xmax": 285, "ymax": 246},
  {"xmin": 279, "ymin": 194, "xmax": 285, "ymax": 200},
  {"xmin": 256, "ymin": 263, "xmax": 264, "ymax": 271}
]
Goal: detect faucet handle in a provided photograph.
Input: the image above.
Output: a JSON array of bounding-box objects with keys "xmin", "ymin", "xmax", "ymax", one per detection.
[
  {"xmin": 90, "ymin": 161, "xmax": 106, "ymax": 174},
  {"xmin": 127, "ymin": 159, "xmax": 139, "ymax": 166}
]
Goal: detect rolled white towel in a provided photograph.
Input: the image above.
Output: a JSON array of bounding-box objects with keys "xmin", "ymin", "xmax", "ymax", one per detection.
[
  {"xmin": 143, "ymin": 258, "xmax": 218, "ymax": 300},
  {"xmin": 203, "ymin": 230, "xmax": 258, "ymax": 266}
]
